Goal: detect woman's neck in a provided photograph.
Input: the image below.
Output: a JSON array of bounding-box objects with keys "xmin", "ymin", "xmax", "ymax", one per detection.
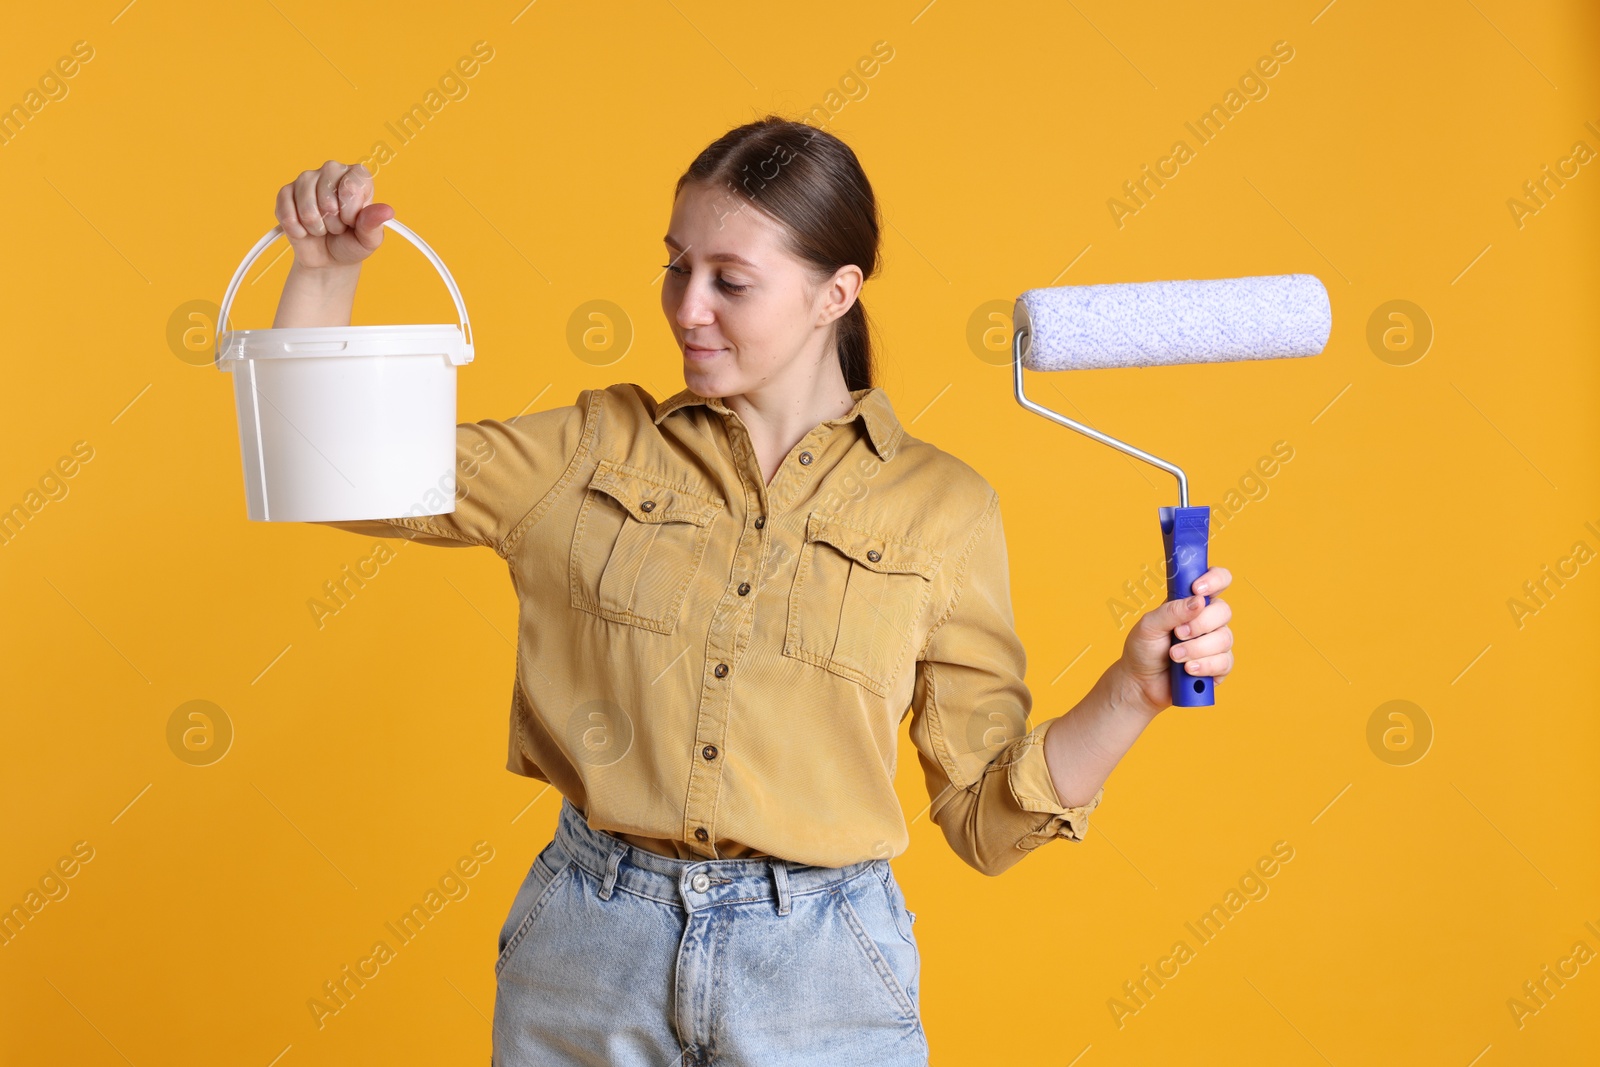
[{"xmin": 719, "ymin": 358, "xmax": 858, "ymax": 487}]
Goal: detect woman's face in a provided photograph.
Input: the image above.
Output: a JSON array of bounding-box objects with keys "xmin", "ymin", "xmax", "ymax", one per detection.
[{"xmin": 660, "ymin": 180, "xmax": 858, "ymax": 398}]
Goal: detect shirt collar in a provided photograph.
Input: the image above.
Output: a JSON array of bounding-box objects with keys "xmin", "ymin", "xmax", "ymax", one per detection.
[{"xmin": 652, "ymin": 384, "xmax": 903, "ymax": 462}]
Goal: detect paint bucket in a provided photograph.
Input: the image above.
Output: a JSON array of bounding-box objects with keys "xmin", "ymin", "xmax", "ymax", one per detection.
[{"xmin": 214, "ymin": 219, "xmax": 474, "ymax": 522}]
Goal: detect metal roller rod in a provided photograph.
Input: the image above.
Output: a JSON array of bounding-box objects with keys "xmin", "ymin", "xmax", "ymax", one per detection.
[{"xmin": 1012, "ymin": 326, "xmax": 1191, "ymax": 507}]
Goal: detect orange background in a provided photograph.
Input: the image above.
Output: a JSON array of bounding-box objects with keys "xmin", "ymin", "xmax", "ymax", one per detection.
[{"xmin": 2, "ymin": 1, "xmax": 1597, "ymax": 1063}]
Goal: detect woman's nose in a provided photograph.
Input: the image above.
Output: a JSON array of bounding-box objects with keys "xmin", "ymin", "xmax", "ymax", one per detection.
[{"xmin": 673, "ymin": 283, "xmax": 716, "ymax": 330}]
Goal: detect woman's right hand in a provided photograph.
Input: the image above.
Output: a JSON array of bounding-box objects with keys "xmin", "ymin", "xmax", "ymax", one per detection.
[{"xmin": 275, "ymin": 160, "xmax": 394, "ymax": 271}]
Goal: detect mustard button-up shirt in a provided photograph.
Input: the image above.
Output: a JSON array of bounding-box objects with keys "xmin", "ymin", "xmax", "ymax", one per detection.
[{"xmin": 314, "ymin": 383, "xmax": 1102, "ymax": 876}]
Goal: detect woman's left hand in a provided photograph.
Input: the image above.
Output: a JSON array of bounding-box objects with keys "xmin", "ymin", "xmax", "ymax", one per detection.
[{"xmin": 1118, "ymin": 566, "xmax": 1234, "ymax": 715}]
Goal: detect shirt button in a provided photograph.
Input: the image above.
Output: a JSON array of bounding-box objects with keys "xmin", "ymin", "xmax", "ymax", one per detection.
[
  {"xmin": 754, "ymin": 516, "xmax": 765, "ymax": 529},
  {"xmin": 799, "ymin": 451, "xmax": 813, "ymax": 465},
  {"xmin": 694, "ymin": 827, "xmax": 709, "ymax": 843},
  {"xmin": 640, "ymin": 499, "xmax": 656, "ymax": 512},
  {"xmin": 702, "ymin": 744, "xmax": 718, "ymax": 760},
  {"xmin": 867, "ymin": 549, "xmax": 881, "ymax": 562},
  {"xmin": 714, "ymin": 663, "xmax": 728, "ymax": 678},
  {"xmin": 691, "ymin": 872, "xmax": 711, "ymax": 892},
  {"xmin": 737, "ymin": 582, "xmax": 750, "ymax": 596}
]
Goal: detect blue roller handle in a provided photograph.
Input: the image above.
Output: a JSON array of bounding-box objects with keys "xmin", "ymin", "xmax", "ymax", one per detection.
[{"xmin": 1159, "ymin": 506, "xmax": 1215, "ymax": 707}]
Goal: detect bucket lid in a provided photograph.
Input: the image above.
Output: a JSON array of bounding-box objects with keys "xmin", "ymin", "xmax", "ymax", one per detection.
[
  {"xmin": 217, "ymin": 323, "xmax": 472, "ymax": 365},
  {"xmin": 213, "ymin": 218, "xmax": 475, "ymax": 369}
]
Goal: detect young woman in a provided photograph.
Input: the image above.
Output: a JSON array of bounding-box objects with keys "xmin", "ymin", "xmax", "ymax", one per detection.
[{"xmin": 274, "ymin": 116, "xmax": 1234, "ymax": 1066}]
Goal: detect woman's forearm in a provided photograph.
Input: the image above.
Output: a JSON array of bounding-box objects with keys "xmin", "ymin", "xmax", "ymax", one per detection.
[
  {"xmin": 272, "ymin": 261, "xmax": 362, "ymax": 328},
  {"xmin": 1041, "ymin": 659, "xmax": 1162, "ymax": 808}
]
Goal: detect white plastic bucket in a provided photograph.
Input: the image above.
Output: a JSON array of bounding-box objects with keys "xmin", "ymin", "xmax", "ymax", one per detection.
[{"xmin": 214, "ymin": 219, "xmax": 475, "ymax": 522}]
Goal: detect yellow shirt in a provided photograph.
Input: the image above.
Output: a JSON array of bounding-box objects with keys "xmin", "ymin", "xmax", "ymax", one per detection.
[{"xmin": 314, "ymin": 382, "xmax": 1101, "ymax": 876}]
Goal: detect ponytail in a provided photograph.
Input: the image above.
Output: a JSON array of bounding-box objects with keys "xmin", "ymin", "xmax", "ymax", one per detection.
[{"xmin": 836, "ymin": 298, "xmax": 872, "ymax": 391}]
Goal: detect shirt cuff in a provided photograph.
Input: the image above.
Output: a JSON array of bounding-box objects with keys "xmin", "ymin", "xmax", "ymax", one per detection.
[{"xmin": 1006, "ymin": 718, "xmax": 1105, "ymax": 848}]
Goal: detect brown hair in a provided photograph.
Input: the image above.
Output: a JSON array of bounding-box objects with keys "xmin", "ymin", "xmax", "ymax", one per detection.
[{"xmin": 674, "ymin": 115, "xmax": 881, "ymax": 391}]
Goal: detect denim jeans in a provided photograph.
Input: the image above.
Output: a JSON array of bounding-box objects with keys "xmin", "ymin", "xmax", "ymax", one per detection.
[{"xmin": 492, "ymin": 796, "xmax": 929, "ymax": 1066}]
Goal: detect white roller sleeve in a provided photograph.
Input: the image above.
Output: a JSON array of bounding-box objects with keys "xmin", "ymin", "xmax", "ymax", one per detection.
[{"xmin": 1014, "ymin": 273, "xmax": 1331, "ymax": 371}]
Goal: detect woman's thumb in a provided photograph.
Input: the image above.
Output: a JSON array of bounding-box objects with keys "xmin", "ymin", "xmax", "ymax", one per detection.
[
  {"xmin": 1148, "ymin": 593, "xmax": 1206, "ymax": 636},
  {"xmin": 350, "ymin": 202, "xmax": 394, "ymax": 252}
]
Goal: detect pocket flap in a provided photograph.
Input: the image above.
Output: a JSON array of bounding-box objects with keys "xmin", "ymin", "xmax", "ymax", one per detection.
[
  {"xmin": 805, "ymin": 512, "xmax": 941, "ymax": 579},
  {"xmin": 587, "ymin": 460, "xmax": 723, "ymax": 525}
]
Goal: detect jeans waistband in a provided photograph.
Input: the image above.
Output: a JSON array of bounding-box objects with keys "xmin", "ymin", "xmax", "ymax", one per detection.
[{"xmin": 551, "ymin": 795, "xmax": 886, "ymax": 915}]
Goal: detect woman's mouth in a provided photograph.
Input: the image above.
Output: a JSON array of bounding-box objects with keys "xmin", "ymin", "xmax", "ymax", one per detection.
[{"xmin": 684, "ymin": 344, "xmax": 724, "ymax": 361}]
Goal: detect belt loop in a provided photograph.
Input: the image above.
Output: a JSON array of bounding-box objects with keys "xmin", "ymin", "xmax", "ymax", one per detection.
[
  {"xmin": 597, "ymin": 841, "xmax": 626, "ymax": 900},
  {"xmin": 771, "ymin": 859, "xmax": 791, "ymax": 916}
]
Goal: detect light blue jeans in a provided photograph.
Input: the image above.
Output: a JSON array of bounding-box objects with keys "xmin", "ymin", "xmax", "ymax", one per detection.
[{"xmin": 492, "ymin": 795, "xmax": 929, "ymax": 1066}]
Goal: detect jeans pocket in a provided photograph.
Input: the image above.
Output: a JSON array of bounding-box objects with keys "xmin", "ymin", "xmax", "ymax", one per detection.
[
  {"xmin": 495, "ymin": 838, "xmax": 575, "ymax": 977},
  {"xmin": 836, "ymin": 870, "xmax": 922, "ymax": 1025},
  {"xmin": 878, "ymin": 865, "xmax": 919, "ymax": 948}
]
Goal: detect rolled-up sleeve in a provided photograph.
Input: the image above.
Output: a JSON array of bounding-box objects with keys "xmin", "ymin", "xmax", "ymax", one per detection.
[
  {"xmin": 309, "ymin": 394, "xmax": 591, "ymax": 557},
  {"xmin": 908, "ymin": 488, "xmax": 1103, "ymax": 877}
]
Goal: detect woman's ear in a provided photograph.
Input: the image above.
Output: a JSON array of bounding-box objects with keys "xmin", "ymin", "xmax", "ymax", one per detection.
[{"xmin": 815, "ymin": 263, "xmax": 864, "ymax": 327}]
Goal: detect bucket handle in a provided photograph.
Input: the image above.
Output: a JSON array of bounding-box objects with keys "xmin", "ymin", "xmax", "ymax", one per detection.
[{"xmin": 215, "ymin": 218, "xmax": 473, "ymax": 360}]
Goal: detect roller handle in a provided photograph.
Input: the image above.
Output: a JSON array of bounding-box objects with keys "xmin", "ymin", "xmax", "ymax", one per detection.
[
  {"xmin": 214, "ymin": 218, "xmax": 473, "ymax": 362},
  {"xmin": 1160, "ymin": 506, "xmax": 1215, "ymax": 708}
]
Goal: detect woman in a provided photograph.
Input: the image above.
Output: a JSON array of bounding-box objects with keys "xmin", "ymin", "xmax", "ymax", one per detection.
[{"xmin": 275, "ymin": 116, "xmax": 1234, "ymax": 1066}]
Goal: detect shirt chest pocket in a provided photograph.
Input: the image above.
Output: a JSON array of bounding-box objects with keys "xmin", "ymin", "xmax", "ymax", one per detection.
[
  {"xmin": 569, "ymin": 459, "xmax": 723, "ymax": 635},
  {"xmin": 783, "ymin": 511, "xmax": 942, "ymax": 696}
]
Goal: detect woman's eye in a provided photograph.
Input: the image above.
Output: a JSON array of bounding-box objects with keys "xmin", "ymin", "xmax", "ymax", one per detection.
[{"xmin": 660, "ymin": 264, "xmax": 748, "ymax": 295}]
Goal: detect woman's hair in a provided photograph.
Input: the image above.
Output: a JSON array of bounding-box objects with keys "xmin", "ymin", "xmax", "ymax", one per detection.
[{"xmin": 674, "ymin": 115, "xmax": 881, "ymax": 391}]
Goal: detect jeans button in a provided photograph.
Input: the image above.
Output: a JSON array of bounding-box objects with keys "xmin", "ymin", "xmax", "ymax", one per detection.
[{"xmin": 691, "ymin": 872, "xmax": 711, "ymax": 892}]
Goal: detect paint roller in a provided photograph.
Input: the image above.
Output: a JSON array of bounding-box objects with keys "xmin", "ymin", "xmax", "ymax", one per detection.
[{"xmin": 1012, "ymin": 273, "xmax": 1331, "ymax": 708}]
